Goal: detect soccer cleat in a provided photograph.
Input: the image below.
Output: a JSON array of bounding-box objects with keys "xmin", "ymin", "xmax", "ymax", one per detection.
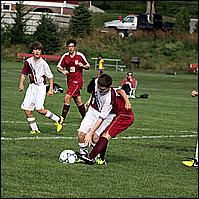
[
  {"xmin": 30, "ymin": 130, "xmax": 41, "ymax": 135},
  {"xmin": 182, "ymin": 158, "xmax": 198, "ymax": 167},
  {"xmin": 95, "ymin": 158, "xmax": 107, "ymax": 165},
  {"xmin": 75, "ymin": 152, "xmax": 94, "ymax": 165},
  {"xmin": 55, "ymin": 116, "xmax": 64, "ymax": 133}
]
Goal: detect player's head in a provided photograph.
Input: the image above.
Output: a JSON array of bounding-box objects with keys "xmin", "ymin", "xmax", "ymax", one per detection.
[
  {"xmin": 127, "ymin": 71, "xmax": 133, "ymax": 81},
  {"xmin": 97, "ymin": 74, "xmax": 112, "ymax": 95},
  {"xmin": 98, "ymin": 54, "xmax": 102, "ymax": 60},
  {"xmin": 31, "ymin": 42, "xmax": 43, "ymax": 59},
  {"xmin": 31, "ymin": 41, "xmax": 43, "ymax": 51},
  {"xmin": 127, "ymin": 72, "xmax": 133, "ymax": 76},
  {"xmin": 121, "ymin": 84, "xmax": 131, "ymax": 95},
  {"xmin": 66, "ymin": 39, "xmax": 76, "ymax": 54}
]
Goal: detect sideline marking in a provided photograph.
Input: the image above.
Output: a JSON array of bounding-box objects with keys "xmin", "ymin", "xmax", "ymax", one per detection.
[
  {"xmin": 1, "ymin": 120, "xmax": 197, "ymax": 133},
  {"xmin": 1, "ymin": 134, "xmax": 196, "ymax": 141}
]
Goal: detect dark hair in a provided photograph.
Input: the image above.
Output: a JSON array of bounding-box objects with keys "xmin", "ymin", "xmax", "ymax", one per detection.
[
  {"xmin": 87, "ymin": 77, "xmax": 96, "ymax": 93},
  {"xmin": 121, "ymin": 84, "xmax": 131, "ymax": 95},
  {"xmin": 66, "ymin": 39, "xmax": 77, "ymax": 47},
  {"xmin": 98, "ymin": 74, "xmax": 112, "ymax": 88},
  {"xmin": 127, "ymin": 72, "xmax": 133, "ymax": 76},
  {"xmin": 98, "ymin": 54, "xmax": 102, "ymax": 58},
  {"xmin": 31, "ymin": 41, "xmax": 43, "ymax": 51}
]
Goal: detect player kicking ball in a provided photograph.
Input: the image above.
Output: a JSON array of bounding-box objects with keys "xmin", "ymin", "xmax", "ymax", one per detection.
[
  {"xmin": 19, "ymin": 42, "xmax": 62, "ymax": 134},
  {"xmin": 76, "ymin": 82, "xmax": 135, "ymax": 165}
]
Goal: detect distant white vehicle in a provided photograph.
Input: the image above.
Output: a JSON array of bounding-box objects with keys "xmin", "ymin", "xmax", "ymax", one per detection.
[
  {"xmin": 104, "ymin": 15, "xmax": 138, "ymax": 31},
  {"xmin": 104, "ymin": 13, "xmax": 175, "ymax": 38}
]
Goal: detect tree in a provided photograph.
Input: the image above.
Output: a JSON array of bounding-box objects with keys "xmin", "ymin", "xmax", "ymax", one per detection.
[
  {"xmin": 33, "ymin": 14, "xmax": 60, "ymax": 54},
  {"xmin": 8, "ymin": 1, "xmax": 31, "ymax": 44},
  {"xmin": 68, "ymin": 3, "xmax": 92, "ymax": 38},
  {"xmin": 174, "ymin": 7, "xmax": 190, "ymax": 33}
]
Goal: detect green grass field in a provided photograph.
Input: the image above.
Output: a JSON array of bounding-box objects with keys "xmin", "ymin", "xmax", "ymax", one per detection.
[{"xmin": 1, "ymin": 60, "xmax": 198, "ymax": 198}]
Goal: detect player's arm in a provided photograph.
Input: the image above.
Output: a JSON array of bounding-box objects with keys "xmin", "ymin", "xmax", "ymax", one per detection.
[
  {"xmin": 84, "ymin": 117, "xmax": 104, "ymax": 146},
  {"xmin": 57, "ymin": 67, "xmax": 69, "ymax": 76},
  {"xmin": 47, "ymin": 78, "xmax": 54, "ymax": 96},
  {"xmin": 19, "ymin": 74, "xmax": 26, "ymax": 92},
  {"xmin": 117, "ymin": 89, "xmax": 132, "ymax": 109},
  {"xmin": 78, "ymin": 53, "xmax": 90, "ymax": 70},
  {"xmin": 56, "ymin": 54, "xmax": 69, "ymax": 75}
]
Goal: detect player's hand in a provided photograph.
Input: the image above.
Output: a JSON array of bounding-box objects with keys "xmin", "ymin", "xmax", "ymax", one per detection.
[
  {"xmin": 47, "ymin": 90, "xmax": 53, "ymax": 96},
  {"xmin": 191, "ymin": 90, "xmax": 198, "ymax": 97},
  {"xmin": 19, "ymin": 85, "xmax": 24, "ymax": 92},
  {"xmin": 64, "ymin": 70, "xmax": 69, "ymax": 76},
  {"xmin": 84, "ymin": 132, "xmax": 93, "ymax": 146},
  {"xmin": 125, "ymin": 101, "xmax": 131, "ymax": 110}
]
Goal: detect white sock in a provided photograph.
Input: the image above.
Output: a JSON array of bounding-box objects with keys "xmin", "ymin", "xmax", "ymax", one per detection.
[
  {"xmin": 27, "ymin": 117, "xmax": 38, "ymax": 131},
  {"xmin": 79, "ymin": 142, "xmax": 88, "ymax": 155},
  {"xmin": 45, "ymin": 110, "xmax": 60, "ymax": 122}
]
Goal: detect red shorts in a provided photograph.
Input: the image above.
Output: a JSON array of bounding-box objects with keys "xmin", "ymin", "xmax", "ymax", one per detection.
[
  {"xmin": 105, "ymin": 112, "xmax": 134, "ymax": 138},
  {"xmin": 66, "ymin": 81, "xmax": 83, "ymax": 97}
]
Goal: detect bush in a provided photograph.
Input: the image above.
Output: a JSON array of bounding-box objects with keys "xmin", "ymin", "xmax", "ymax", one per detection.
[
  {"xmin": 33, "ymin": 14, "xmax": 61, "ymax": 54},
  {"xmin": 68, "ymin": 3, "xmax": 92, "ymax": 38}
]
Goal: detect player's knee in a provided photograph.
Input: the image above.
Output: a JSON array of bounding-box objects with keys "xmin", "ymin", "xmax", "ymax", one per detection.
[
  {"xmin": 102, "ymin": 131, "xmax": 111, "ymax": 140},
  {"xmin": 78, "ymin": 131, "xmax": 85, "ymax": 142},
  {"xmin": 36, "ymin": 109, "xmax": 45, "ymax": 115},
  {"xmin": 64, "ymin": 95, "xmax": 71, "ymax": 104}
]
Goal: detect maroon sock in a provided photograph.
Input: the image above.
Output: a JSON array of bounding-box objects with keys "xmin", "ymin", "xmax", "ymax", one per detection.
[
  {"xmin": 89, "ymin": 137, "xmax": 108, "ymax": 160},
  {"xmin": 61, "ymin": 104, "xmax": 70, "ymax": 120},
  {"xmin": 78, "ymin": 104, "xmax": 86, "ymax": 118}
]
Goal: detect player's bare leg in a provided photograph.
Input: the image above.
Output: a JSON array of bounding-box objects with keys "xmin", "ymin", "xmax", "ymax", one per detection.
[{"xmin": 24, "ymin": 110, "xmax": 40, "ymax": 134}]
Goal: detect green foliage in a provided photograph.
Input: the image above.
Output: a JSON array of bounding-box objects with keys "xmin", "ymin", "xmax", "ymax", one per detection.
[
  {"xmin": 68, "ymin": 3, "xmax": 92, "ymax": 38},
  {"xmin": 174, "ymin": 7, "xmax": 191, "ymax": 33},
  {"xmin": 8, "ymin": 1, "xmax": 30, "ymax": 44},
  {"xmin": 33, "ymin": 14, "xmax": 60, "ymax": 54}
]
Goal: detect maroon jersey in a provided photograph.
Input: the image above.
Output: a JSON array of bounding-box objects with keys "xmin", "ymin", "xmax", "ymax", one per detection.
[
  {"xmin": 104, "ymin": 95, "xmax": 134, "ymax": 138},
  {"xmin": 57, "ymin": 51, "xmax": 90, "ymax": 85}
]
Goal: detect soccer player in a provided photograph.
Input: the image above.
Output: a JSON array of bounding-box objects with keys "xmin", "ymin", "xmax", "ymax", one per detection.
[
  {"xmin": 77, "ymin": 74, "xmax": 117, "ymax": 157},
  {"xmin": 76, "ymin": 83, "xmax": 134, "ymax": 165},
  {"xmin": 56, "ymin": 39, "xmax": 90, "ymax": 133},
  {"xmin": 19, "ymin": 41, "xmax": 61, "ymax": 134},
  {"xmin": 97, "ymin": 54, "xmax": 104, "ymax": 76},
  {"xmin": 182, "ymin": 90, "xmax": 198, "ymax": 167},
  {"xmin": 122, "ymin": 72, "xmax": 138, "ymax": 99}
]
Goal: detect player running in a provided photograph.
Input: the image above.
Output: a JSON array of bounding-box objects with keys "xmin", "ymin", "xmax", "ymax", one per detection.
[
  {"xmin": 56, "ymin": 39, "xmax": 90, "ymax": 133},
  {"xmin": 19, "ymin": 42, "xmax": 61, "ymax": 134}
]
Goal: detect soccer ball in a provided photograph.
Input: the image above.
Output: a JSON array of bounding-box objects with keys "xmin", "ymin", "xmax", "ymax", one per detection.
[{"xmin": 59, "ymin": 149, "xmax": 77, "ymax": 164}]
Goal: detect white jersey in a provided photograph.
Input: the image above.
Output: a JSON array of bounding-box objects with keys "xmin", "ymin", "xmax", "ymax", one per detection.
[
  {"xmin": 22, "ymin": 57, "xmax": 53, "ymax": 86},
  {"xmin": 90, "ymin": 79, "xmax": 117, "ymax": 119}
]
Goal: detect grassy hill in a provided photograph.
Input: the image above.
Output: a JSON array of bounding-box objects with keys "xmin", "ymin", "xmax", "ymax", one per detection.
[{"xmin": 92, "ymin": 1, "xmax": 198, "ymax": 18}]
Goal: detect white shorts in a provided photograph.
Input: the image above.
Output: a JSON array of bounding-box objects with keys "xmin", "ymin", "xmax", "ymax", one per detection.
[
  {"xmin": 21, "ymin": 84, "xmax": 46, "ymax": 111},
  {"xmin": 78, "ymin": 106, "xmax": 116, "ymax": 136}
]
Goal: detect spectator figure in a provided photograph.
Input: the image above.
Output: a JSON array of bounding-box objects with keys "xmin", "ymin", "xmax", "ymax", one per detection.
[
  {"xmin": 122, "ymin": 72, "xmax": 138, "ymax": 99},
  {"xmin": 182, "ymin": 90, "xmax": 198, "ymax": 167},
  {"xmin": 98, "ymin": 54, "xmax": 104, "ymax": 76},
  {"xmin": 19, "ymin": 41, "xmax": 61, "ymax": 134},
  {"xmin": 56, "ymin": 39, "xmax": 90, "ymax": 133}
]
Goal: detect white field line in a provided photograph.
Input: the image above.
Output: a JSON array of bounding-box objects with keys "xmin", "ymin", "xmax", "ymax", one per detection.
[
  {"xmin": 1, "ymin": 120, "xmax": 197, "ymax": 134},
  {"xmin": 1, "ymin": 134, "xmax": 197, "ymax": 141}
]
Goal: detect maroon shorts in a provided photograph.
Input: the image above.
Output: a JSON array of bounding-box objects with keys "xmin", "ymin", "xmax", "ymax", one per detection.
[
  {"xmin": 105, "ymin": 112, "xmax": 134, "ymax": 138},
  {"xmin": 66, "ymin": 81, "xmax": 82, "ymax": 97}
]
